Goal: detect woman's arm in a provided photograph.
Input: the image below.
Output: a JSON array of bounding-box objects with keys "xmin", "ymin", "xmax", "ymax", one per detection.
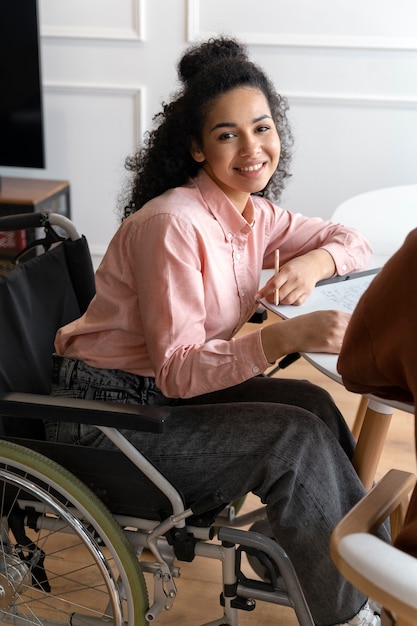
[
  {"xmin": 261, "ymin": 309, "xmax": 351, "ymax": 364},
  {"xmin": 257, "ymin": 248, "xmax": 336, "ymax": 305},
  {"xmin": 257, "ymin": 205, "xmax": 372, "ymax": 305}
]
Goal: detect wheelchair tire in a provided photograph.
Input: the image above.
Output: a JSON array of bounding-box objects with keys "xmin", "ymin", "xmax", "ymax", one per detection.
[{"xmin": 0, "ymin": 439, "xmax": 149, "ymax": 625}]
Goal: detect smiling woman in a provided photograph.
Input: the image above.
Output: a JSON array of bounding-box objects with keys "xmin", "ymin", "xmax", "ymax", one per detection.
[
  {"xmin": 48, "ymin": 36, "xmax": 381, "ymax": 626},
  {"xmin": 120, "ymin": 36, "xmax": 294, "ymax": 215},
  {"xmin": 190, "ymin": 87, "xmax": 281, "ymax": 213}
]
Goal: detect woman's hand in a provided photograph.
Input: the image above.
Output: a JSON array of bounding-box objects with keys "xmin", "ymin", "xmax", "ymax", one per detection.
[
  {"xmin": 261, "ymin": 310, "xmax": 351, "ymax": 364},
  {"xmin": 256, "ymin": 249, "xmax": 337, "ymax": 306}
]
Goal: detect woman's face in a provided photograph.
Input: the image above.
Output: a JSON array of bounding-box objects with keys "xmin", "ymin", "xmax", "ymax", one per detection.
[{"xmin": 191, "ymin": 87, "xmax": 281, "ymax": 213}]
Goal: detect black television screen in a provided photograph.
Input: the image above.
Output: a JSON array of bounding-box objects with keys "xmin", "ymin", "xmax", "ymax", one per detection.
[{"xmin": 0, "ymin": 0, "xmax": 45, "ymax": 169}]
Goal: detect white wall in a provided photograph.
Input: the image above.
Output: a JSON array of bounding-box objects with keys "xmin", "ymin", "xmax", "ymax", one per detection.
[{"xmin": 1, "ymin": 0, "xmax": 417, "ymax": 266}]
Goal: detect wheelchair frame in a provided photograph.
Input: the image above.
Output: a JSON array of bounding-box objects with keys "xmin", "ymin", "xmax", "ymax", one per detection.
[{"xmin": 0, "ymin": 212, "xmax": 314, "ymax": 626}]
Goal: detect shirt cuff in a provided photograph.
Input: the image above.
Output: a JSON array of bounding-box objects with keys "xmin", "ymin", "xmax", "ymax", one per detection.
[
  {"xmin": 321, "ymin": 242, "xmax": 367, "ymax": 275},
  {"xmin": 232, "ymin": 328, "xmax": 270, "ymax": 377}
]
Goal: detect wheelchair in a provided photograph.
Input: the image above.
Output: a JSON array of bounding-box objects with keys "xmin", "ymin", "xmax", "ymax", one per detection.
[{"xmin": 0, "ymin": 211, "xmax": 314, "ymax": 625}]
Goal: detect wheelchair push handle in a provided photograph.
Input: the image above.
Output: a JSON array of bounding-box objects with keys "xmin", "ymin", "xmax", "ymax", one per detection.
[
  {"xmin": 0, "ymin": 211, "xmax": 81, "ymax": 241},
  {"xmin": 0, "ymin": 211, "xmax": 49, "ymax": 231}
]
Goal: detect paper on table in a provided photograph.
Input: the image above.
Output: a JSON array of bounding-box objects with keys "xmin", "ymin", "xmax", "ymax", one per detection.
[{"xmin": 259, "ymin": 270, "xmax": 379, "ymax": 320}]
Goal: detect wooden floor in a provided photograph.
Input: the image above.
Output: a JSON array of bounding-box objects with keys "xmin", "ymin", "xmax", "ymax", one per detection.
[{"xmin": 150, "ymin": 315, "xmax": 416, "ymax": 625}]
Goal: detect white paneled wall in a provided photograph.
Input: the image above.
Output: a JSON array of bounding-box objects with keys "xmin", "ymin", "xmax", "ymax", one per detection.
[
  {"xmin": 191, "ymin": 0, "xmax": 417, "ymax": 49},
  {"xmin": 1, "ymin": 0, "xmax": 416, "ymax": 267},
  {"xmin": 44, "ymin": 82, "xmax": 143, "ymax": 253},
  {"xmin": 41, "ymin": 0, "xmax": 144, "ymax": 40}
]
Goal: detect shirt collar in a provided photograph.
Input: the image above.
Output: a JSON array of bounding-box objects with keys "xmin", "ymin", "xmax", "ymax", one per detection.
[{"xmin": 193, "ymin": 169, "xmax": 255, "ymax": 238}]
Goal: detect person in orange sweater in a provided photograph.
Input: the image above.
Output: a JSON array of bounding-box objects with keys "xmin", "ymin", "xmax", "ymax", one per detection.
[{"xmin": 338, "ymin": 227, "xmax": 417, "ymax": 559}]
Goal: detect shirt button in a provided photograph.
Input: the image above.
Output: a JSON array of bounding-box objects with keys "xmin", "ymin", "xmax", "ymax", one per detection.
[
  {"xmin": 342, "ymin": 264, "xmax": 347, "ymax": 271},
  {"xmin": 235, "ymin": 253, "xmax": 241, "ymax": 260},
  {"xmin": 227, "ymin": 233, "xmax": 233, "ymax": 240},
  {"xmin": 252, "ymin": 365, "xmax": 260, "ymax": 373}
]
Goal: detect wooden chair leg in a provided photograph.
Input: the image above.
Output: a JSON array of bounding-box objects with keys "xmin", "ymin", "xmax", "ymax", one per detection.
[
  {"xmin": 351, "ymin": 395, "xmax": 369, "ymax": 440},
  {"xmin": 353, "ymin": 398, "xmax": 393, "ymax": 491},
  {"xmin": 354, "ymin": 401, "xmax": 411, "ymax": 544}
]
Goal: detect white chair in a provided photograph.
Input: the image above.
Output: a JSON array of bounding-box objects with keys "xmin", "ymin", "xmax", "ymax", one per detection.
[
  {"xmin": 331, "ymin": 184, "xmax": 417, "ymax": 270},
  {"xmin": 331, "ymin": 469, "xmax": 417, "ymax": 626}
]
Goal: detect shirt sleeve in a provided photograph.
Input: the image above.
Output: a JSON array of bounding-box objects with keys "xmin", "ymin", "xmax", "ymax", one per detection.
[
  {"xmin": 129, "ymin": 214, "xmax": 270, "ymax": 399},
  {"xmin": 262, "ymin": 205, "xmax": 372, "ymax": 275}
]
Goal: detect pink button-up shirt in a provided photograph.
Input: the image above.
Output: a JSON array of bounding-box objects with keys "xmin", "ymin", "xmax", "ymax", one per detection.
[{"xmin": 56, "ymin": 170, "xmax": 371, "ymax": 398}]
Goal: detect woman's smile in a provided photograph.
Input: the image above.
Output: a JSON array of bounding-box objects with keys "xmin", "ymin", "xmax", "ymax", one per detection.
[{"xmin": 235, "ymin": 162, "xmax": 266, "ymax": 174}]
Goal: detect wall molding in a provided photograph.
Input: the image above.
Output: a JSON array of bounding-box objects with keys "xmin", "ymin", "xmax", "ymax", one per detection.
[
  {"xmin": 286, "ymin": 91, "xmax": 417, "ymax": 110},
  {"xmin": 187, "ymin": 0, "xmax": 417, "ymax": 51},
  {"xmin": 44, "ymin": 82, "xmax": 144, "ymax": 145},
  {"xmin": 41, "ymin": 0, "xmax": 145, "ymax": 41}
]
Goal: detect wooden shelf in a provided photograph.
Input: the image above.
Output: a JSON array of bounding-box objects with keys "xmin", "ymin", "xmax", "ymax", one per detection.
[
  {"xmin": 0, "ymin": 176, "xmax": 70, "ymax": 211},
  {"xmin": 0, "ymin": 176, "xmax": 71, "ymax": 268}
]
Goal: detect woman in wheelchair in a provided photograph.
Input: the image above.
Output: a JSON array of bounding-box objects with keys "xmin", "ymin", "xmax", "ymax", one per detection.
[{"xmin": 48, "ymin": 37, "xmax": 387, "ymax": 626}]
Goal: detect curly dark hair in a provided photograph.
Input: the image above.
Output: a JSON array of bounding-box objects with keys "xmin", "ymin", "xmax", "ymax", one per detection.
[{"xmin": 120, "ymin": 37, "xmax": 293, "ymax": 219}]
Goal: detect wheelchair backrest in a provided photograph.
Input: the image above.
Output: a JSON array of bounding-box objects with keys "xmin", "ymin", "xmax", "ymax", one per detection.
[{"xmin": 0, "ymin": 225, "xmax": 95, "ymax": 437}]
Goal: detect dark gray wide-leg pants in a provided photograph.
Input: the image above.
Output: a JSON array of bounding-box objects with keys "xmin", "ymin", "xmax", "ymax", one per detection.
[{"xmin": 48, "ymin": 357, "xmax": 388, "ymax": 626}]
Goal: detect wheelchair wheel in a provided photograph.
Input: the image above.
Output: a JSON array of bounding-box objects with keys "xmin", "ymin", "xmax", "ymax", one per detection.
[{"xmin": 0, "ymin": 440, "xmax": 148, "ymax": 625}]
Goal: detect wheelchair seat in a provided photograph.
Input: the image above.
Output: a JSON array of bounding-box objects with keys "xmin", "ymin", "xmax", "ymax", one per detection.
[{"xmin": 0, "ymin": 211, "xmax": 314, "ymax": 625}]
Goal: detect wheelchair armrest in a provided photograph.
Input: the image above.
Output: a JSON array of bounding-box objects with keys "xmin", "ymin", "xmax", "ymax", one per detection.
[{"xmin": 0, "ymin": 392, "xmax": 169, "ymax": 433}]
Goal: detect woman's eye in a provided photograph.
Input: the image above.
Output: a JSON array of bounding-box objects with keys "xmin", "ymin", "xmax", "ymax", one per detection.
[
  {"xmin": 256, "ymin": 125, "xmax": 269, "ymax": 133},
  {"xmin": 219, "ymin": 132, "xmax": 235, "ymax": 140}
]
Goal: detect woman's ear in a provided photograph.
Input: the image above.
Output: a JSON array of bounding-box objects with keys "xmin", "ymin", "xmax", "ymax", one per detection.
[{"xmin": 190, "ymin": 140, "xmax": 205, "ymax": 163}]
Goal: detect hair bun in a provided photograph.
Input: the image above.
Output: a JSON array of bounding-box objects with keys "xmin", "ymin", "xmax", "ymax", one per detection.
[{"xmin": 178, "ymin": 36, "xmax": 248, "ymax": 85}]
